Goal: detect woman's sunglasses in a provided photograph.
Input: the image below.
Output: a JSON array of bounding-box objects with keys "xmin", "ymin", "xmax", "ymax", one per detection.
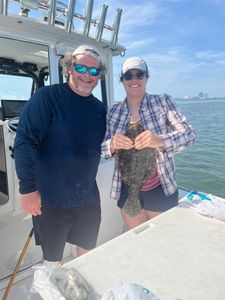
[
  {"xmin": 123, "ymin": 71, "xmax": 146, "ymax": 81},
  {"xmin": 73, "ymin": 64, "xmax": 101, "ymax": 77}
]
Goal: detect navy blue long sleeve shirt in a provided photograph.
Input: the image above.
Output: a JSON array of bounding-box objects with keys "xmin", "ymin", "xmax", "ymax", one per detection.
[{"xmin": 14, "ymin": 83, "xmax": 106, "ymax": 207}]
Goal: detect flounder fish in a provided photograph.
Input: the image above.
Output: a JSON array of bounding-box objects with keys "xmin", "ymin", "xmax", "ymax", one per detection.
[
  {"xmin": 50, "ymin": 267, "xmax": 100, "ymax": 299},
  {"xmin": 117, "ymin": 121, "xmax": 156, "ymax": 217}
]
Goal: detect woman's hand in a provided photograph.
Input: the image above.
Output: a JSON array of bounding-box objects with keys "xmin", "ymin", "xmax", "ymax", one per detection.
[
  {"xmin": 20, "ymin": 191, "xmax": 42, "ymax": 216},
  {"xmin": 135, "ymin": 130, "xmax": 165, "ymax": 150},
  {"xmin": 110, "ymin": 133, "xmax": 134, "ymax": 154}
]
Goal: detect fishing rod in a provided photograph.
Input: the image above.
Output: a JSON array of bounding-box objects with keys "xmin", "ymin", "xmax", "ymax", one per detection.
[{"xmin": 2, "ymin": 228, "xmax": 34, "ymax": 300}]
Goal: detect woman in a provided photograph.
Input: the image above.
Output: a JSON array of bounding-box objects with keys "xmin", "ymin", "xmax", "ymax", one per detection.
[{"xmin": 101, "ymin": 56, "xmax": 196, "ymax": 230}]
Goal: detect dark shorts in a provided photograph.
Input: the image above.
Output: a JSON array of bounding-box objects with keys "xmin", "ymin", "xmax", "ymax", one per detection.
[
  {"xmin": 32, "ymin": 200, "xmax": 101, "ymax": 261},
  {"xmin": 118, "ymin": 183, "xmax": 178, "ymax": 212}
]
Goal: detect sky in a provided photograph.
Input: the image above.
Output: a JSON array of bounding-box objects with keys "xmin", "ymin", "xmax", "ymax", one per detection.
[
  {"xmin": 89, "ymin": 0, "xmax": 225, "ymax": 99},
  {"xmin": 1, "ymin": 0, "xmax": 225, "ymax": 101}
]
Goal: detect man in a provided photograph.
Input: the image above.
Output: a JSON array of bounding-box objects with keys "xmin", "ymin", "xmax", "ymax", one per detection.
[{"xmin": 14, "ymin": 44, "xmax": 106, "ymax": 262}]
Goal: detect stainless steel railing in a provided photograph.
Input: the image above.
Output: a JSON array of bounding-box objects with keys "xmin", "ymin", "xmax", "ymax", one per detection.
[{"xmin": 0, "ymin": 0, "xmax": 123, "ymax": 45}]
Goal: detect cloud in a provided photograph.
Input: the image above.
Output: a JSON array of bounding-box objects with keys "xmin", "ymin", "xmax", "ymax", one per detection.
[
  {"xmin": 125, "ymin": 38, "xmax": 156, "ymax": 50},
  {"xmin": 112, "ymin": 46, "xmax": 225, "ymax": 98},
  {"xmin": 90, "ymin": 0, "xmax": 225, "ymax": 98},
  {"xmin": 148, "ymin": 49, "xmax": 225, "ymax": 97},
  {"xmin": 165, "ymin": 0, "xmax": 186, "ymax": 2},
  {"xmin": 196, "ymin": 51, "xmax": 225, "ymax": 59},
  {"xmin": 215, "ymin": 60, "xmax": 225, "ymax": 66},
  {"xmin": 120, "ymin": 2, "xmax": 159, "ymax": 27},
  {"xmin": 209, "ymin": 0, "xmax": 225, "ymax": 6},
  {"xmin": 95, "ymin": 0, "xmax": 167, "ymax": 27}
]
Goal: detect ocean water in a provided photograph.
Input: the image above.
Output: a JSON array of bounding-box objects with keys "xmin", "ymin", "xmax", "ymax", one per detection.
[{"xmin": 175, "ymin": 98, "xmax": 225, "ymax": 198}]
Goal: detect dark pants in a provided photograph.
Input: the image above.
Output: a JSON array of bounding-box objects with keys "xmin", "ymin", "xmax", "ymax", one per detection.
[
  {"xmin": 32, "ymin": 199, "xmax": 101, "ymax": 261},
  {"xmin": 118, "ymin": 183, "xmax": 178, "ymax": 212}
]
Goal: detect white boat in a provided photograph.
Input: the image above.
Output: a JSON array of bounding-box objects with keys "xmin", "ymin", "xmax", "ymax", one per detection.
[{"xmin": 0, "ymin": 1, "xmax": 225, "ymax": 299}]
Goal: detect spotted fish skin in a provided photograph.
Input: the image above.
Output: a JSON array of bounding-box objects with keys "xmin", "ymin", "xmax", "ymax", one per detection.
[{"xmin": 117, "ymin": 121, "xmax": 156, "ymax": 217}]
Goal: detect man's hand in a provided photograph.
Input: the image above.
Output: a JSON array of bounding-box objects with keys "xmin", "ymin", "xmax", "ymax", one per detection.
[
  {"xmin": 135, "ymin": 130, "xmax": 165, "ymax": 150},
  {"xmin": 20, "ymin": 191, "xmax": 42, "ymax": 216}
]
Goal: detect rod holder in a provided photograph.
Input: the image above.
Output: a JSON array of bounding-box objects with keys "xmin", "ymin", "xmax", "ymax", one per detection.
[
  {"xmin": 95, "ymin": 4, "xmax": 108, "ymax": 42},
  {"xmin": 65, "ymin": 0, "xmax": 76, "ymax": 33},
  {"xmin": 2, "ymin": 0, "xmax": 123, "ymax": 45},
  {"xmin": 0, "ymin": 0, "xmax": 8, "ymax": 15},
  {"xmin": 83, "ymin": 0, "xmax": 94, "ymax": 36},
  {"xmin": 111, "ymin": 8, "xmax": 122, "ymax": 45},
  {"xmin": 0, "ymin": 0, "xmax": 3, "ymax": 14},
  {"xmin": 48, "ymin": 0, "xmax": 56, "ymax": 26}
]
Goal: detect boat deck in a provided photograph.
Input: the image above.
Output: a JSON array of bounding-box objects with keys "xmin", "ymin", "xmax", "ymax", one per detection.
[
  {"xmin": 64, "ymin": 202, "xmax": 225, "ymax": 300},
  {"xmin": 1, "ymin": 193, "xmax": 225, "ymax": 300}
]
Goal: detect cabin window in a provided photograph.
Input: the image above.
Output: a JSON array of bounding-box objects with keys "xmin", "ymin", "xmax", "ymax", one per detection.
[
  {"xmin": 0, "ymin": 37, "xmax": 50, "ymax": 96},
  {"xmin": 0, "ymin": 75, "xmax": 33, "ymax": 101},
  {"xmin": 0, "ymin": 37, "xmax": 50, "ymax": 205}
]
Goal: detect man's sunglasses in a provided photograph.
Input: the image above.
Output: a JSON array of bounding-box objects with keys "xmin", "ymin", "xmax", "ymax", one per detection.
[
  {"xmin": 73, "ymin": 64, "xmax": 101, "ymax": 77},
  {"xmin": 123, "ymin": 71, "xmax": 146, "ymax": 81}
]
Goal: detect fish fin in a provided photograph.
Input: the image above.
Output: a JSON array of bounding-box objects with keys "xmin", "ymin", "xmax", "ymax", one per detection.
[{"xmin": 123, "ymin": 197, "xmax": 142, "ymax": 217}]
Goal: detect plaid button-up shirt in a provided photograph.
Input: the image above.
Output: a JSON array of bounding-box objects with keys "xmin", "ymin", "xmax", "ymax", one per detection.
[{"xmin": 101, "ymin": 93, "xmax": 196, "ymax": 201}]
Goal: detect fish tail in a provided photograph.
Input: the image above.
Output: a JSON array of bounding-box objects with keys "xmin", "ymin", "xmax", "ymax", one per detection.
[{"xmin": 123, "ymin": 196, "xmax": 142, "ymax": 217}]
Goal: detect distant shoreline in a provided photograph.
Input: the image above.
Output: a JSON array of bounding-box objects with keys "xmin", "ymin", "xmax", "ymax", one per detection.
[{"xmin": 175, "ymin": 97, "xmax": 225, "ymax": 101}]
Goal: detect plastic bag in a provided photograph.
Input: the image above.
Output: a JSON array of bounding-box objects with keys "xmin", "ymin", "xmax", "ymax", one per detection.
[
  {"xmin": 195, "ymin": 195, "xmax": 225, "ymax": 221},
  {"xmin": 179, "ymin": 191, "xmax": 225, "ymax": 221},
  {"xmin": 31, "ymin": 261, "xmax": 100, "ymax": 300},
  {"xmin": 101, "ymin": 282, "xmax": 159, "ymax": 300},
  {"xmin": 50, "ymin": 266, "xmax": 100, "ymax": 300},
  {"xmin": 31, "ymin": 261, "xmax": 64, "ymax": 300},
  {"xmin": 178, "ymin": 191, "xmax": 212, "ymax": 208}
]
